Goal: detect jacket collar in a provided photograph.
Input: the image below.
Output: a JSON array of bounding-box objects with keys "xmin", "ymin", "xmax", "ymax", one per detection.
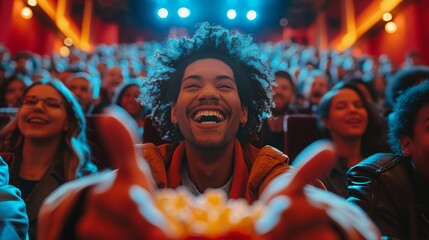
[{"xmin": 167, "ymin": 139, "xmax": 250, "ymax": 199}]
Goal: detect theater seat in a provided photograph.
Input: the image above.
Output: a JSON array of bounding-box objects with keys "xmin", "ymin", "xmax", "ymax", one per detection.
[{"xmin": 284, "ymin": 114, "xmax": 324, "ymax": 163}]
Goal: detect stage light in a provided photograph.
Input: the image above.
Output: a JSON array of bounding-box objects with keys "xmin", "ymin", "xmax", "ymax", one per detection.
[
  {"xmin": 246, "ymin": 10, "xmax": 257, "ymax": 21},
  {"xmin": 227, "ymin": 9, "xmax": 236, "ymax": 20},
  {"xmin": 385, "ymin": 21, "xmax": 397, "ymax": 33},
  {"xmin": 27, "ymin": 0, "xmax": 37, "ymax": 7},
  {"xmin": 21, "ymin": 7, "xmax": 33, "ymax": 19},
  {"xmin": 178, "ymin": 7, "xmax": 191, "ymax": 18},
  {"xmin": 382, "ymin": 12, "xmax": 392, "ymax": 22},
  {"xmin": 157, "ymin": 8, "xmax": 168, "ymax": 19},
  {"xmin": 64, "ymin": 37, "xmax": 73, "ymax": 46},
  {"xmin": 59, "ymin": 46, "xmax": 70, "ymax": 57}
]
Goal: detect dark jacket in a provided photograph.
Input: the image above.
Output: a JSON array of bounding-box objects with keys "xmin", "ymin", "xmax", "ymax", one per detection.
[
  {"xmin": 347, "ymin": 153, "xmax": 429, "ymax": 240},
  {"xmin": 5, "ymin": 150, "xmax": 97, "ymax": 240}
]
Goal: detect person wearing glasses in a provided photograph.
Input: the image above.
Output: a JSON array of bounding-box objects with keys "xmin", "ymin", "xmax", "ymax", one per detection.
[{"xmin": 0, "ymin": 80, "xmax": 97, "ymax": 240}]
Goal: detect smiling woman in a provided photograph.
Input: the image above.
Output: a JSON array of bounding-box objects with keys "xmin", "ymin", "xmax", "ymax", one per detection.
[
  {"xmin": 306, "ymin": 81, "xmax": 390, "ymax": 198},
  {"xmin": 0, "ymin": 79, "xmax": 97, "ymax": 240}
]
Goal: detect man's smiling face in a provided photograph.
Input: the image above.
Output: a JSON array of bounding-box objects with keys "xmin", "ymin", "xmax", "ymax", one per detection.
[{"xmin": 171, "ymin": 58, "xmax": 248, "ymax": 150}]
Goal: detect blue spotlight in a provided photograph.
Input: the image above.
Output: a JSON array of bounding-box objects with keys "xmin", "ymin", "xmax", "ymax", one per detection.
[
  {"xmin": 246, "ymin": 10, "xmax": 257, "ymax": 21},
  {"xmin": 227, "ymin": 9, "xmax": 237, "ymax": 20},
  {"xmin": 178, "ymin": 7, "xmax": 191, "ymax": 18},
  {"xmin": 157, "ymin": 8, "xmax": 168, "ymax": 19}
]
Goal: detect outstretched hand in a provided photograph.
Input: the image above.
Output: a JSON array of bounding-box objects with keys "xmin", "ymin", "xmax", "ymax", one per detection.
[
  {"xmin": 256, "ymin": 140, "xmax": 380, "ymax": 239},
  {"xmin": 74, "ymin": 107, "xmax": 173, "ymax": 239}
]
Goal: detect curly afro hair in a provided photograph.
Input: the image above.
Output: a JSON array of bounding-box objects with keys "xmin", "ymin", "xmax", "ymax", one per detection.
[
  {"xmin": 388, "ymin": 81, "xmax": 429, "ymax": 155},
  {"xmin": 139, "ymin": 22, "xmax": 274, "ymax": 144}
]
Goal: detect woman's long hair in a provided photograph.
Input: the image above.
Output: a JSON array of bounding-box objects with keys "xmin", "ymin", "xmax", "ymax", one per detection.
[
  {"xmin": 318, "ymin": 81, "xmax": 390, "ymax": 157},
  {"xmin": 0, "ymin": 80, "xmax": 94, "ymax": 180}
]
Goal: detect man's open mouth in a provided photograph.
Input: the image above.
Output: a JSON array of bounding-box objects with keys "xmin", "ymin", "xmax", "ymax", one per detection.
[{"xmin": 193, "ymin": 110, "xmax": 225, "ymax": 124}]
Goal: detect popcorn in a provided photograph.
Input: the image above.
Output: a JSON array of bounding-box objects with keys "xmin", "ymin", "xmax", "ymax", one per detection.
[{"xmin": 153, "ymin": 188, "xmax": 265, "ymax": 239}]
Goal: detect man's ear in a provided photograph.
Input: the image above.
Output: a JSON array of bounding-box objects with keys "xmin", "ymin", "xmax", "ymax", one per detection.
[
  {"xmin": 240, "ymin": 106, "xmax": 248, "ymax": 125},
  {"xmin": 171, "ymin": 102, "xmax": 178, "ymax": 125},
  {"xmin": 400, "ymin": 135, "xmax": 412, "ymax": 156}
]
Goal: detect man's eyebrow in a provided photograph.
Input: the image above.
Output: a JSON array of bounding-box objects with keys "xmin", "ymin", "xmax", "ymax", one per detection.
[
  {"xmin": 215, "ymin": 75, "xmax": 235, "ymax": 81},
  {"xmin": 182, "ymin": 75, "xmax": 202, "ymax": 81},
  {"xmin": 182, "ymin": 74, "xmax": 235, "ymax": 81}
]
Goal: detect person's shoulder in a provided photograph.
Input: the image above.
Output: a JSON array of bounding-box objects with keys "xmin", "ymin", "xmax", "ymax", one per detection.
[
  {"xmin": 347, "ymin": 153, "xmax": 415, "ymax": 192},
  {"xmin": 258, "ymin": 145, "xmax": 289, "ymax": 162},
  {"xmin": 250, "ymin": 144, "xmax": 290, "ymax": 173},
  {"xmin": 349, "ymin": 153, "xmax": 408, "ymax": 174},
  {"xmin": 138, "ymin": 142, "xmax": 180, "ymax": 169},
  {"xmin": 139, "ymin": 143, "xmax": 176, "ymax": 158},
  {"xmin": 242, "ymin": 144, "xmax": 289, "ymax": 165}
]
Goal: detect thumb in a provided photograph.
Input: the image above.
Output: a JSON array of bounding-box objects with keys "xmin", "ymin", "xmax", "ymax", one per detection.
[
  {"xmin": 284, "ymin": 139, "xmax": 336, "ymax": 195},
  {"xmin": 261, "ymin": 140, "xmax": 336, "ymax": 201},
  {"xmin": 96, "ymin": 106, "xmax": 155, "ymax": 192}
]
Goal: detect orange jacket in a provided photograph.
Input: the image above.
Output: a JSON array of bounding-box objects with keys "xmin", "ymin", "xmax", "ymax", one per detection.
[{"xmin": 141, "ymin": 139, "xmax": 291, "ymax": 203}]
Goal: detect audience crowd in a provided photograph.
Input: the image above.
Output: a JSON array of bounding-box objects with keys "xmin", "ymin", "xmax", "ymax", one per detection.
[{"xmin": 0, "ymin": 23, "xmax": 428, "ymax": 239}]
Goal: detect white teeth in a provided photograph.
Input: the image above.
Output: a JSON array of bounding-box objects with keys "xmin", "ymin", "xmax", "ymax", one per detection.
[
  {"xmin": 28, "ymin": 118, "xmax": 48, "ymax": 124},
  {"xmin": 201, "ymin": 121, "xmax": 217, "ymax": 125},
  {"xmin": 193, "ymin": 110, "xmax": 225, "ymax": 122}
]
